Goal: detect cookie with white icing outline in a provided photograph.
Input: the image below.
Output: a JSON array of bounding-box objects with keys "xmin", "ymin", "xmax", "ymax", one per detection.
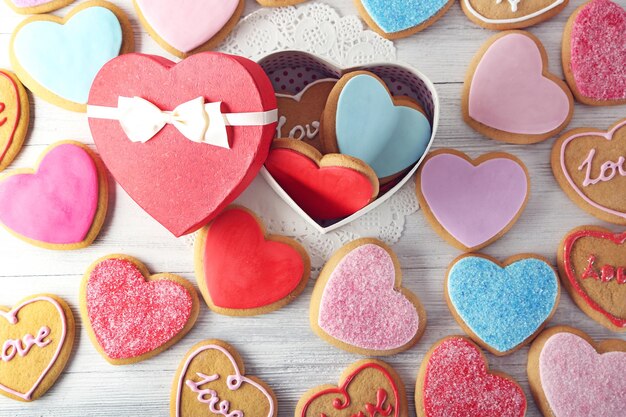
[
  {"xmin": 0, "ymin": 294, "xmax": 75, "ymax": 402},
  {"xmin": 0, "ymin": 69, "xmax": 29, "ymax": 173},
  {"xmin": 461, "ymin": 0, "xmax": 569, "ymax": 30}
]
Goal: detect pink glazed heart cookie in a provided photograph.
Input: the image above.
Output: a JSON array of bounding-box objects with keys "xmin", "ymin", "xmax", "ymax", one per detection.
[
  {"xmin": 80, "ymin": 255, "xmax": 200, "ymax": 365},
  {"xmin": 463, "ymin": 31, "xmax": 573, "ymax": 144},
  {"xmin": 563, "ymin": 0, "xmax": 626, "ymax": 106},
  {"xmin": 310, "ymin": 238, "xmax": 426, "ymax": 356},
  {"xmin": 416, "ymin": 149, "xmax": 530, "ymax": 252},
  {"xmin": 528, "ymin": 326, "xmax": 626, "ymax": 417},
  {"xmin": 87, "ymin": 52, "xmax": 278, "ymax": 237},
  {"xmin": 0, "ymin": 141, "xmax": 108, "ymax": 250},
  {"xmin": 134, "ymin": 0, "xmax": 244, "ymax": 58}
]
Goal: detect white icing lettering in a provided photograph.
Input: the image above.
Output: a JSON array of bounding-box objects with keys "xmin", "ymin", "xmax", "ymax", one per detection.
[
  {"xmin": 578, "ymin": 148, "xmax": 626, "ymax": 187},
  {"xmin": 274, "ymin": 115, "xmax": 320, "ymax": 141},
  {"xmin": 186, "ymin": 373, "xmax": 244, "ymax": 417},
  {"xmin": 1, "ymin": 326, "xmax": 51, "ymax": 362},
  {"xmin": 496, "ymin": 0, "xmax": 521, "ymax": 12}
]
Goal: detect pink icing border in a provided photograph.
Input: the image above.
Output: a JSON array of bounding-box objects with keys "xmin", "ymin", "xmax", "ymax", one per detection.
[
  {"xmin": 0, "ymin": 296, "xmax": 67, "ymax": 401},
  {"xmin": 560, "ymin": 119, "xmax": 626, "ymax": 220}
]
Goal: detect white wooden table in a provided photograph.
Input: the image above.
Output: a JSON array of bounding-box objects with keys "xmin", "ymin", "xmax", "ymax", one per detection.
[{"xmin": 1, "ymin": 1, "xmax": 625, "ymax": 416}]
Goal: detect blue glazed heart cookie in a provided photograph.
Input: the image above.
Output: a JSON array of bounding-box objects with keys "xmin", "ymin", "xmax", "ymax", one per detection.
[
  {"xmin": 445, "ymin": 253, "xmax": 560, "ymax": 355},
  {"xmin": 356, "ymin": 0, "xmax": 455, "ymax": 39},
  {"xmin": 321, "ymin": 71, "xmax": 432, "ymax": 182},
  {"xmin": 9, "ymin": 1, "xmax": 134, "ymax": 112}
]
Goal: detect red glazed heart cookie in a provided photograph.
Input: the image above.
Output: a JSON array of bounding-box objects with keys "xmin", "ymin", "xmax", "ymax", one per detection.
[
  {"xmin": 80, "ymin": 255, "xmax": 200, "ymax": 365},
  {"xmin": 87, "ymin": 52, "xmax": 278, "ymax": 237},
  {"xmin": 416, "ymin": 336, "xmax": 527, "ymax": 417},
  {"xmin": 558, "ymin": 226, "xmax": 626, "ymax": 332},
  {"xmin": 194, "ymin": 205, "xmax": 310, "ymax": 316},
  {"xmin": 296, "ymin": 359, "xmax": 408, "ymax": 417},
  {"xmin": 0, "ymin": 294, "xmax": 75, "ymax": 402},
  {"xmin": 171, "ymin": 339, "xmax": 276, "ymax": 417},
  {"xmin": 265, "ymin": 139, "xmax": 379, "ymax": 221},
  {"xmin": 0, "ymin": 70, "xmax": 29, "ymax": 172}
]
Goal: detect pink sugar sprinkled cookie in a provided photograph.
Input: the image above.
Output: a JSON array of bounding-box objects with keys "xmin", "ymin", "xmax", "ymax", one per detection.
[
  {"xmin": 563, "ymin": 0, "xmax": 626, "ymax": 106},
  {"xmin": 80, "ymin": 255, "xmax": 199, "ymax": 365}
]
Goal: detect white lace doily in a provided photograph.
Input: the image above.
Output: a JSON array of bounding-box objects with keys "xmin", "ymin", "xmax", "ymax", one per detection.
[{"xmin": 191, "ymin": 2, "xmax": 420, "ymax": 269}]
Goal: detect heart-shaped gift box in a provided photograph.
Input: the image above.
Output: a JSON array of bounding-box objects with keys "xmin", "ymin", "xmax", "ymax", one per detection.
[{"xmin": 257, "ymin": 51, "xmax": 439, "ymax": 234}]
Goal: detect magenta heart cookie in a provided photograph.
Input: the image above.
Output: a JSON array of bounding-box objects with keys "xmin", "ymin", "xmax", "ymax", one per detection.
[
  {"xmin": 311, "ymin": 239, "xmax": 426, "ymax": 356},
  {"xmin": 134, "ymin": 0, "xmax": 243, "ymax": 58},
  {"xmin": 464, "ymin": 31, "xmax": 573, "ymax": 144},
  {"xmin": 417, "ymin": 149, "xmax": 530, "ymax": 252},
  {"xmin": 87, "ymin": 52, "xmax": 277, "ymax": 237},
  {"xmin": 0, "ymin": 141, "xmax": 107, "ymax": 250},
  {"xmin": 81, "ymin": 255, "xmax": 199, "ymax": 364},
  {"xmin": 564, "ymin": 0, "xmax": 626, "ymax": 106}
]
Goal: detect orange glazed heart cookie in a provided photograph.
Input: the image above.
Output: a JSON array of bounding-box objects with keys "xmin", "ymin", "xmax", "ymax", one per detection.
[
  {"xmin": 171, "ymin": 340, "xmax": 277, "ymax": 417},
  {"xmin": 0, "ymin": 294, "xmax": 75, "ymax": 402},
  {"xmin": 296, "ymin": 359, "xmax": 408, "ymax": 417},
  {"xmin": 0, "ymin": 70, "xmax": 29, "ymax": 173},
  {"xmin": 81, "ymin": 255, "xmax": 199, "ymax": 365}
]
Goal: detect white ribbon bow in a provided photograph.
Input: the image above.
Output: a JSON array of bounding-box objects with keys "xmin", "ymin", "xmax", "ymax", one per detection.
[{"xmin": 87, "ymin": 96, "xmax": 278, "ymax": 149}]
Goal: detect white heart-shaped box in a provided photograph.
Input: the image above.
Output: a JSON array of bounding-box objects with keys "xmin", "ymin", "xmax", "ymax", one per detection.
[{"xmin": 257, "ymin": 51, "xmax": 439, "ymax": 234}]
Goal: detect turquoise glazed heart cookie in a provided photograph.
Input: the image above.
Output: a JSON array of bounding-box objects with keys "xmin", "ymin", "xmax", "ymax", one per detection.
[
  {"xmin": 356, "ymin": 0, "xmax": 455, "ymax": 39},
  {"xmin": 446, "ymin": 254, "xmax": 560, "ymax": 356},
  {"xmin": 321, "ymin": 71, "xmax": 431, "ymax": 180},
  {"xmin": 10, "ymin": 1, "xmax": 133, "ymax": 112}
]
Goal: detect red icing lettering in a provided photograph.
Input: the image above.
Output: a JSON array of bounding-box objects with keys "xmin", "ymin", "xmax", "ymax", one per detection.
[
  {"xmin": 579, "ymin": 148, "xmax": 626, "ymax": 187},
  {"xmin": 581, "ymin": 255, "xmax": 625, "ymax": 284},
  {"xmin": 363, "ymin": 389, "xmax": 393, "ymax": 417},
  {"xmin": 1, "ymin": 326, "xmax": 51, "ymax": 362},
  {"xmin": 0, "ymin": 102, "xmax": 6, "ymax": 127}
]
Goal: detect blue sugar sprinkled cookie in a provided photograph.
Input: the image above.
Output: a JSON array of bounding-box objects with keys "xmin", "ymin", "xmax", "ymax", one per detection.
[
  {"xmin": 356, "ymin": 0, "xmax": 455, "ymax": 39},
  {"xmin": 445, "ymin": 253, "xmax": 560, "ymax": 356}
]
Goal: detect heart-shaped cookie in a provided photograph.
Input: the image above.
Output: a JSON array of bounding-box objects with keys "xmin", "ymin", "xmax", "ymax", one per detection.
[
  {"xmin": 321, "ymin": 71, "xmax": 432, "ymax": 181},
  {"xmin": 275, "ymin": 78, "xmax": 337, "ymax": 152},
  {"xmin": 0, "ymin": 141, "xmax": 108, "ymax": 250},
  {"xmin": 194, "ymin": 205, "xmax": 310, "ymax": 316},
  {"xmin": 416, "ymin": 149, "xmax": 530, "ymax": 252},
  {"xmin": 265, "ymin": 139, "xmax": 379, "ymax": 221},
  {"xmin": 551, "ymin": 118, "xmax": 626, "ymax": 225},
  {"xmin": 311, "ymin": 238, "xmax": 426, "ymax": 356},
  {"xmin": 297, "ymin": 359, "xmax": 407, "ymax": 417},
  {"xmin": 80, "ymin": 255, "xmax": 199, "ymax": 365},
  {"xmin": 87, "ymin": 52, "xmax": 277, "ymax": 237},
  {"xmin": 558, "ymin": 226, "xmax": 626, "ymax": 332},
  {"xmin": 0, "ymin": 70, "xmax": 29, "ymax": 172},
  {"xmin": 417, "ymin": 336, "xmax": 527, "ymax": 417},
  {"xmin": 134, "ymin": 0, "xmax": 244, "ymax": 58},
  {"xmin": 10, "ymin": 1, "xmax": 134, "ymax": 112},
  {"xmin": 461, "ymin": 0, "xmax": 569, "ymax": 30},
  {"xmin": 563, "ymin": 0, "xmax": 626, "ymax": 106},
  {"xmin": 528, "ymin": 326, "xmax": 626, "ymax": 417},
  {"xmin": 463, "ymin": 31, "xmax": 573, "ymax": 144},
  {"xmin": 4, "ymin": 0, "xmax": 74, "ymax": 14},
  {"xmin": 356, "ymin": 0, "xmax": 455, "ymax": 39},
  {"xmin": 171, "ymin": 340, "xmax": 276, "ymax": 417},
  {"xmin": 0, "ymin": 294, "xmax": 75, "ymax": 402},
  {"xmin": 446, "ymin": 253, "xmax": 560, "ymax": 355}
]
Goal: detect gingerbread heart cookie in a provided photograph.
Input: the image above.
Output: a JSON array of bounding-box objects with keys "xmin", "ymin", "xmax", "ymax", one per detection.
[
  {"xmin": 275, "ymin": 79, "xmax": 337, "ymax": 152},
  {"xmin": 461, "ymin": 0, "xmax": 569, "ymax": 30},
  {"xmin": 171, "ymin": 340, "xmax": 276, "ymax": 417},
  {"xmin": 297, "ymin": 359, "xmax": 407, "ymax": 417},
  {"xmin": 0, "ymin": 70, "xmax": 29, "ymax": 173},
  {"xmin": 0, "ymin": 141, "xmax": 108, "ymax": 250},
  {"xmin": 0, "ymin": 294, "xmax": 75, "ymax": 402},
  {"xmin": 551, "ymin": 118, "xmax": 626, "ymax": 225},
  {"xmin": 528, "ymin": 326, "xmax": 626, "ymax": 417},
  {"xmin": 265, "ymin": 139, "xmax": 379, "ymax": 221},
  {"xmin": 310, "ymin": 238, "xmax": 426, "ymax": 356},
  {"xmin": 463, "ymin": 31, "xmax": 573, "ymax": 144},
  {"xmin": 558, "ymin": 226, "xmax": 626, "ymax": 332},
  {"xmin": 416, "ymin": 336, "xmax": 527, "ymax": 417},
  {"xmin": 194, "ymin": 205, "xmax": 310, "ymax": 316},
  {"xmin": 80, "ymin": 255, "xmax": 199, "ymax": 365},
  {"xmin": 562, "ymin": 0, "xmax": 626, "ymax": 106}
]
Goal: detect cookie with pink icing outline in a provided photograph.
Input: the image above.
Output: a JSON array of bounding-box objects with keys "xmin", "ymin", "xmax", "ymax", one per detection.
[
  {"xmin": 3, "ymin": 0, "xmax": 74, "ymax": 15},
  {"xmin": 134, "ymin": 0, "xmax": 244, "ymax": 58},
  {"xmin": 80, "ymin": 254, "xmax": 200, "ymax": 365},
  {"xmin": 551, "ymin": 118, "xmax": 626, "ymax": 225},
  {"xmin": 0, "ymin": 141, "xmax": 108, "ymax": 250},
  {"xmin": 463, "ymin": 31, "xmax": 573, "ymax": 144},
  {"xmin": 562, "ymin": 0, "xmax": 626, "ymax": 106},
  {"xmin": 171, "ymin": 339, "xmax": 277, "ymax": 417},
  {"xmin": 0, "ymin": 294, "xmax": 75, "ymax": 402},
  {"xmin": 310, "ymin": 238, "xmax": 426, "ymax": 356},
  {"xmin": 0, "ymin": 69, "xmax": 29, "ymax": 173},
  {"xmin": 527, "ymin": 326, "xmax": 626, "ymax": 417}
]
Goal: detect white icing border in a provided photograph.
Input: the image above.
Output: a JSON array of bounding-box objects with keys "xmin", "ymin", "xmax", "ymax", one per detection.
[{"xmin": 463, "ymin": 0, "xmax": 565, "ymax": 24}]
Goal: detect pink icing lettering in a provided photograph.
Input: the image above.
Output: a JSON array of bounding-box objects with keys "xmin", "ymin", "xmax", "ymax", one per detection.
[
  {"xmin": 1, "ymin": 326, "xmax": 51, "ymax": 362},
  {"xmin": 186, "ymin": 372, "xmax": 244, "ymax": 417},
  {"xmin": 578, "ymin": 148, "xmax": 626, "ymax": 187}
]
